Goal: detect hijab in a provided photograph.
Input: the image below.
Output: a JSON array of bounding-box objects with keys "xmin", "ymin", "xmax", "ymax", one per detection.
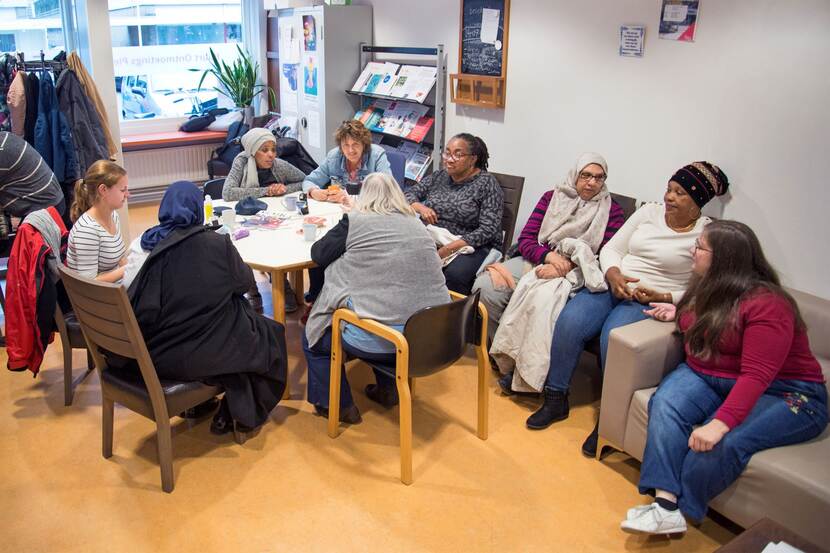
[
  {"xmin": 140, "ymin": 180, "xmax": 203, "ymax": 251},
  {"xmin": 240, "ymin": 128, "xmax": 277, "ymax": 189}
]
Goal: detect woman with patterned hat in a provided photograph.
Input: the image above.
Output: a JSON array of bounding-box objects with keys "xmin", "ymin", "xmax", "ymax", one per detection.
[{"xmin": 527, "ymin": 162, "xmax": 730, "ymax": 453}]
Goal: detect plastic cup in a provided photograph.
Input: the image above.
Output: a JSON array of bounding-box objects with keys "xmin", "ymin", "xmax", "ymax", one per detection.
[
  {"xmin": 221, "ymin": 209, "xmax": 236, "ymax": 227},
  {"xmin": 303, "ymin": 223, "xmax": 317, "ymax": 242},
  {"xmin": 283, "ymin": 196, "xmax": 298, "ymax": 211}
]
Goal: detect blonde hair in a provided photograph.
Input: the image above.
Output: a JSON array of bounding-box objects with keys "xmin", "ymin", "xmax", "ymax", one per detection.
[
  {"xmin": 353, "ymin": 172, "xmax": 415, "ymax": 217},
  {"xmin": 70, "ymin": 160, "xmax": 127, "ymax": 222}
]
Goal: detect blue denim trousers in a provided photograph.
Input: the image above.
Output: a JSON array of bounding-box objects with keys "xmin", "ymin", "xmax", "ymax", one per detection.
[
  {"xmin": 303, "ymin": 328, "xmax": 396, "ymax": 409},
  {"xmin": 639, "ymin": 363, "xmax": 828, "ymax": 521},
  {"xmin": 545, "ymin": 289, "xmax": 649, "ymax": 391}
]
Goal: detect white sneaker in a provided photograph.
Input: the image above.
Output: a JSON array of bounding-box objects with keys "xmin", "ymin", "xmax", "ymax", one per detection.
[
  {"xmin": 621, "ymin": 503, "xmax": 687, "ymax": 535},
  {"xmin": 626, "ymin": 503, "xmax": 654, "ymax": 521}
]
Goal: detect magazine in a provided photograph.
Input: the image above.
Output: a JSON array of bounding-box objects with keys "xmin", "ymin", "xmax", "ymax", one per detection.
[
  {"xmin": 405, "ymin": 147, "xmax": 432, "ymax": 181},
  {"xmin": 351, "ymin": 61, "xmax": 385, "ymax": 92},
  {"xmin": 391, "ymin": 65, "xmax": 437, "ymax": 103},
  {"xmin": 372, "ymin": 62, "xmax": 400, "ymax": 96}
]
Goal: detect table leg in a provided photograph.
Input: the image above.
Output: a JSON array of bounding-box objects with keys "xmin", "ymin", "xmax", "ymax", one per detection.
[
  {"xmin": 289, "ymin": 269, "xmax": 304, "ymax": 305},
  {"xmin": 271, "ymin": 270, "xmax": 290, "ymax": 400}
]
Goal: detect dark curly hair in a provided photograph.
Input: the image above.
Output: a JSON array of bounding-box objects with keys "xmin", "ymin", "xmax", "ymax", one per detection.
[{"xmin": 452, "ymin": 133, "xmax": 489, "ymax": 171}]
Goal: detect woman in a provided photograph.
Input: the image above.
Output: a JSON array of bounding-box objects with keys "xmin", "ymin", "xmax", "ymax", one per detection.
[
  {"xmin": 66, "ymin": 160, "xmax": 129, "ymax": 282},
  {"xmin": 221, "ymin": 127, "xmax": 306, "ymax": 201},
  {"xmin": 301, "ymin": 120, "xmax": 394, "ymax": 315},
  {"xmin": 621, "ymin": 220, "xmax": 827, "ymax": 535},
  {"xmin": 473, "ymin": 153, "xmax": 625, "ymax": 341},
  {"xmin": 302, "ymin": 120, "xmax": 392, "ymax": 204},
  {"xmin": 128, "ymin": 181, "xmax": 287, "ymax": 436},
  {"xmin": 405, "ymin": 133, "xmax": 504, "ymax": 295},
  {"xmin": 530, "ymin": 162, "xmax": 729, "ymax": 450},
  {"xmin": 303, "ymin": 172, "xmax": 449, "ymax": 423}
]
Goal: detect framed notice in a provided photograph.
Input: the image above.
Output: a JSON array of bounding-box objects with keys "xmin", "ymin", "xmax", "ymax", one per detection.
[
  {"xmin": 659, "ymin": 0, "xmax": 699, "ymax": 42},
  {"xmin": 619, "ymin": 25, "xmax": 646, "ymax": 57}
]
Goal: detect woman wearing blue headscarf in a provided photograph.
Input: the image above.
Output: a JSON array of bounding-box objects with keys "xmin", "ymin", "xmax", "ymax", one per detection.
[{"xmin": 127, "ymin": 181, "xmax": 287, "ymax": 436}]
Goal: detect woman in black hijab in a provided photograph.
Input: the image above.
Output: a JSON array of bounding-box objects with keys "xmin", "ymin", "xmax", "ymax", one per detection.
[{"xmin": 128, "ymin": 181, "xmax": 287, "ymax": 435}]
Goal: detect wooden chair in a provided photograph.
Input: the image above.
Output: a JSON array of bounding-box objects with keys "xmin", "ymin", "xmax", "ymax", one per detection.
[
  {"xmin": 491, "ymin": 172, "xmax": 525, "ymax": 254},
  {"xmin": 58, "ymin": 265, "xmax": 223, "ymax": 493},
  {"xmin": 53, "ymin": 301, "xmax": 94, "ymax": 406},
  {"xmin": 327, "ymin": 291, "xmax": 489, "ymax": 485}
]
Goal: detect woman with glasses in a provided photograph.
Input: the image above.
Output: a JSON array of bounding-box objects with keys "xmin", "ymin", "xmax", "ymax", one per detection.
[
  {"xmin": 530, "ymin": 163, "xmax": 729, "ymax": 454},
  {"xmin": 405, "ymin": 133, "xmax": 504, "ymax": 294},
  {"xmin": 473, "ymin": 153, "xmax": 625, "ymax": 345},
  {"xmin": 621, "ymin": 220, "xmax": 827, "ymax": 536}
]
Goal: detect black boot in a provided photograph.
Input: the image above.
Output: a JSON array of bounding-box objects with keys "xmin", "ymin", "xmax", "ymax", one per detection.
[
  {"xmin": 284, "ymin": 278, "xmax": 298, "ymax": 313},
  {"xmin": 526, "ymin": 387, "xmax": 569, "ymax": 430},
  {"xmin": 581, "ymin": 421, "xmax": 600, "ymax": 457}
]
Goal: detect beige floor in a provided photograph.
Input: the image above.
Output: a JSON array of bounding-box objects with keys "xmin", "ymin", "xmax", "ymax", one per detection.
[{"xmin": 0, "ymin": 203, "xmax": 738, "ymax": 552}]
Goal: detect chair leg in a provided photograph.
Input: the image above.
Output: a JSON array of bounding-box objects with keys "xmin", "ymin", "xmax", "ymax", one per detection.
[
  {"xmin": 408, "ymin": 377, "xmax": 415, "ymax": 396},
  {"xmin": 595, "ymin": 436, "xmax": 615, "ymax": 461},
  {"xmin": 156, "ymin": 417, "xmax": 175, "ymax": 493},
  {"xmin": 102, "ymin": 397, "xmax": 114, "ymax": 458},
  {"xmin": 475, "ymin": 342, "xmax": 489, "ymax": 440},
  {"xmin": 289, "ymin": 269, "xmax": 304, "ymax": 305},
  {"xmin": 328, "ymin": 325, "xmax": 344, "ymax": 439},
  {"xmin": 397, "ymin": 377, "xmax": 413, "ymax": 485},
  {"xmin": 63, "ymin": 345, "xmax": 73, "ymax": 406},
  {"xmin": 86, "ymin": 350, "xmax": 94, "ymax": 370}
]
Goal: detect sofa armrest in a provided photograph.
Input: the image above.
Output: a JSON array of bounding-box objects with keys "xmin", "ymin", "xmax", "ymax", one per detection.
[{"xmin": 598, "ymin": 318, "xmax": 684, "ymax": 452}]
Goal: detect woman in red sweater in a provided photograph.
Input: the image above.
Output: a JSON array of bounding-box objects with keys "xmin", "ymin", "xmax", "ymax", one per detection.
[{"xmin": 621, "ymin": 220, "xmax": 828, "ymax": 535}]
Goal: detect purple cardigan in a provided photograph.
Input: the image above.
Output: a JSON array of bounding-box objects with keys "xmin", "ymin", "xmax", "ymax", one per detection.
[{"xmin": 517, "ymin": 190, "xmax": 625, "ymax": 265}]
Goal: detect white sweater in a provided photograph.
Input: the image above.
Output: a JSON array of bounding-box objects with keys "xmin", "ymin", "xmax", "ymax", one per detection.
[{"xmin": 599, "ymin": 203, "xmax": 709, "ymax": 304}]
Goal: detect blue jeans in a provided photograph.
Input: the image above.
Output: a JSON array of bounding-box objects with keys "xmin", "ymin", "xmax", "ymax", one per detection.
[
  {"xmin": 545, "ymin": 289, "xmax": 649, "ymax": 391},
  {"xmin": 304, "ymin": 327, "xmax": 396, "ymax": 409},
  {"xmin": 639, "ymin": 363, "xmax": 828, "ymax": 521}
]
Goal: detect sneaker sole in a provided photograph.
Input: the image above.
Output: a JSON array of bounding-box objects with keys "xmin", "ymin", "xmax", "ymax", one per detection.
[{"xmin": 620, "ymin": 524, "xmax": 686, "ymax": 536}]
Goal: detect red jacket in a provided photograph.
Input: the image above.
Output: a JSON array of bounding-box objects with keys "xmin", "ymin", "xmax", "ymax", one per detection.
[{"xmin": 6, "ymin": 207, "xmax": 67, "ymax": 374}]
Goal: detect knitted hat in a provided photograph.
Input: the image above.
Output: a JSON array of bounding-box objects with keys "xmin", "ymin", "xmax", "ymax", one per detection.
[{"xmin": 670, "ymin": 162, "xmax": 730, "ymax": 208}]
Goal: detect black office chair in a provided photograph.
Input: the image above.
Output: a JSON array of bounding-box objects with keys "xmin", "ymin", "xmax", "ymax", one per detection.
[
  {"xmin": 327, "ymin": 290, "xmax": 490, "ymax": 485},
  {"xmin": 202, "ymin": 178, "xmax": 226, "ymax": 200}
]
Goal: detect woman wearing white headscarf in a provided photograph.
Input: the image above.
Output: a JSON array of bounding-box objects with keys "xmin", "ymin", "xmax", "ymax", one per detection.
[{"xmin": 222, "ymin": 128, "xmax": 306, "ymax": 201}]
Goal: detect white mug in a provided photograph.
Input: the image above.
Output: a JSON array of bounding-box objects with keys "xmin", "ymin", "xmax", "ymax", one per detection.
[
  {"xmin": 302, "ymin": 223, "xmax": 317, "ymax": 242},
  {"xmin": 221, "ymin": 209, "xmax": 236, "ymax": 227},
  {"xmin": 282, "ymin": 195, "xmax": 298, "ymax": 211}
]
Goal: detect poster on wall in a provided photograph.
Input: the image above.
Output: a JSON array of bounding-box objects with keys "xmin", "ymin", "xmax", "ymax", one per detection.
[
  {"xmin": 659, "ymin": 0, "xmax": 699, "ymax": 42},
  {"xmin": 302, "ymin": 15, "xmax": 317, "ymax": 51},
  {"xmin": 280, "ymin": 63, "xmax": 299, "ymax": 113},
  {"xmin": 303, "ymin": 55, "xmax": 318, "ymax": 99},
  {"xmin": 619, "ymin": 25, "xmax": 646, "ymax": 57}
]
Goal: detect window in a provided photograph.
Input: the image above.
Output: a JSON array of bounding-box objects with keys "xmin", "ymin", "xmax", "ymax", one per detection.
[
  {"xmin": 0, "ymin": 0, "xmax": 67, "ymax": 60},
  {"xmin": 110, "ymin": 1, "xmax": 243, "ymax": 122}
]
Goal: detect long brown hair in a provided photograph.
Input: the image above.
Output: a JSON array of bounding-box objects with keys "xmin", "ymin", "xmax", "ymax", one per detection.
[
  {"xmin": 676, "ymin": 220, "xmax": 804, "ymax": 360},
  {"xmin": 70, "ymin": 160, "xmax": 127, "ymax": 222}
]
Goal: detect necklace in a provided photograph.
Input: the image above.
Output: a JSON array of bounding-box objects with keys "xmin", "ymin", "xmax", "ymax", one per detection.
[{"xmin": 666, "ymin": 217, "xmax": 698, "ymax": 232}]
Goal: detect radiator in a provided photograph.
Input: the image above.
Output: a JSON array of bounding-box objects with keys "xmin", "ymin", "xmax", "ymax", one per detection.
[{"xmin": 122, "ymin": 144, "xmax": 215, "ymax": 190}]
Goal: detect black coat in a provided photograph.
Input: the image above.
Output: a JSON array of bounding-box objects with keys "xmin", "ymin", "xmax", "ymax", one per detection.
[
  {"xmin": 128, "ymin": 226, "xmax": 287, "ymax": 428},
  {"xmin": 24, "ymin": 73, "xmax": 39, "ymax": 145},
  {"xmin": 56, "ymin": 69, "xmax": 109, "ymax": 174}
]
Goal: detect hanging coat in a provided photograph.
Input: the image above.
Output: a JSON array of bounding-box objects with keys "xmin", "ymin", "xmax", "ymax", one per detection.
[
  {"xmin": 7, "ymin": 71, "xmax": 27, "ymax": 137},
  {"xmin": 0, "ymin": 55, "xmax": 15, "ymax": 133},
  {"xmin": 34, "ymin": 72, "xmax": 79, "ymax": 184},
  {"xmin": 56, "ymin": 69, "xmax": 109, "ymax": 175},
  {"xmin": 24, "ymin": 72, "xmax": 39, "ymax": 145},
  {"xmin": 127, "ymin": 226, "xmax": 287, "ymax": 428}
]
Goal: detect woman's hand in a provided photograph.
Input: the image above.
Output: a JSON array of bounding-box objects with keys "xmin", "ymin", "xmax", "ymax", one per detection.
[
  {"xmin": 689, "ymin": 419, "xmax": 730, "ymax": 452},
  {"xmin": 326, "ymin": 187, "xmax": 347, "ymax": 204},
  {"xmin": 309, "ymin": 187, "xmax": 328, "ymax": 202},
  {"xmin": 606, "ymin": 267, "xmax": 638, "ymax": 300},
  {"xmin": 535, "ymin": 264, "xmax": 568, "ymax": 279},
  {"xmin": 544, "ymin": 251, "xmax": 573, "ymax": 275},
  {"xmin": 412, "ymin": 202, "xmax": 438, "ymax": 225},
  {"xmin": 266, "ymin": 183, "xmax": 287, "ymax": 197},
  {"xmin": 643, "ymin": 302, "xmax": 677, "ymax": 322},
  {"xmin": 437, "ymin": 246, "xmax": 452, "ymax": 259},
  {"xmin": 633, "ymin": 286, "xmax": 669, "ymax": 305}
]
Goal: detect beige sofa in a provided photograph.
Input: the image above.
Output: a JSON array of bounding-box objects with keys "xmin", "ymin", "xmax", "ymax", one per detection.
[{"xmin": 596, "ymin": 288, "xmax": 830, "ymax": 544}]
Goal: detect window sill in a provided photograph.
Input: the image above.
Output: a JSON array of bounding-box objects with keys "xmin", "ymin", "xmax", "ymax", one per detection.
[{"xmin": 121, "ymin": 130, "xmax": 228, "ymax": 152}]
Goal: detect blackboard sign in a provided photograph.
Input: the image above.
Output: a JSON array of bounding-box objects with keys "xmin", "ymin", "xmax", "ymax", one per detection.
[{"xmin": 460, "ymin": 0, "xmax": 506, "ymax": 77}]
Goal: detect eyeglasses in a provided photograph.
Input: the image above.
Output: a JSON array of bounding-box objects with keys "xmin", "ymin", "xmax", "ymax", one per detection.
[
  {"xmin": 578, "ymin": 171, "xmax": 607, "ymax": 183},
  {"xmin": 694, "ymin": 239, "xmax": 711, "ymax": 252},
  {"xmin": 442, "ymin": 151, "xmax": 472, "ymax": 162}
]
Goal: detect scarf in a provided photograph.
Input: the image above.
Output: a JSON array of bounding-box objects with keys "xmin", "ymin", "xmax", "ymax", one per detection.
[
  {"xmin": 140, "ymin": 181, "xmax": 203, "ymax": 251},
  {"xmin": 240, "ymin": 128, "xmax": 277, "ymax": 189},
  {"xmin": 537, "ymin": 152, "xmax": 612, "ymax": 254}
]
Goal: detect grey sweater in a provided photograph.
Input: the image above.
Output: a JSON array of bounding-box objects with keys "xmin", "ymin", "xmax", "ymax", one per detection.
[
  {"xmin": 221, "ymin": 153, "xmax": 306, "ymax": 201},
  {"xmin": 305, "ymin": 212, "xmax": 450, "ymax": 348},
  {"xmin": 0, "ymin": 131, "xmax": 63, "ymax": 217}
]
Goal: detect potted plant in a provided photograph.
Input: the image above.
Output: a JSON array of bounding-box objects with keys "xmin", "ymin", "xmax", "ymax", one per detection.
[{"xmin": 197, "ymin": 44, "xmax": 276, "ymax": 124}]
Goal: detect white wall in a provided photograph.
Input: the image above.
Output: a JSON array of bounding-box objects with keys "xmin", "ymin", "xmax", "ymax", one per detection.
[{"xmin": 355, "ymin": 0, "xmax": 830, "ymax": 299}]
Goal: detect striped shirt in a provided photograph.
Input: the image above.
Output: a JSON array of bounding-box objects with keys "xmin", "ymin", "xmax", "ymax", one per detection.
[
  {"xmin": 0, "ymin": 131, "xmax": 63, "ymax": 217},
  {"xmin": 517, "ymin": 190, "xmax": 625, "ymax": 265},
  {"xmin": 66, "ymin": 211, "xmax": 126, "ymax": 278}
]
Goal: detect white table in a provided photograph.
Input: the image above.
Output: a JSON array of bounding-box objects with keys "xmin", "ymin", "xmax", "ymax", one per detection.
[{"xmin": 215, "ymin": 193, "xmax": 345, "ymax": 325}]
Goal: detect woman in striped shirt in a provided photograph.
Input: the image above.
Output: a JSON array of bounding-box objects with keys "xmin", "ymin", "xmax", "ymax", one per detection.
[{"xmin": 66, "ymin": 160, "xmax": 129, "ymax": 282}]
